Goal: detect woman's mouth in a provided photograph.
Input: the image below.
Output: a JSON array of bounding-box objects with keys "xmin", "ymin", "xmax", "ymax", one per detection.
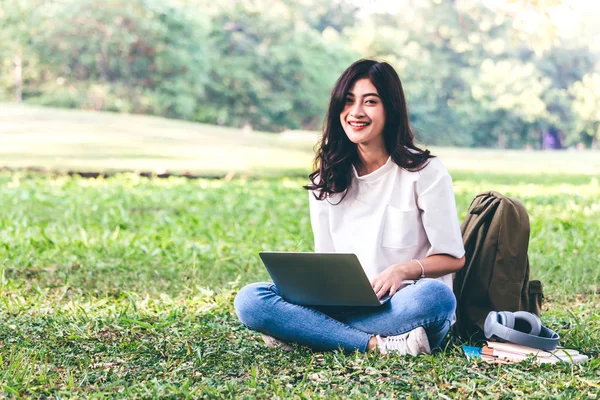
[{"xmin": 348, "ymin": 121, "xmax": 370, "ymax": 130}]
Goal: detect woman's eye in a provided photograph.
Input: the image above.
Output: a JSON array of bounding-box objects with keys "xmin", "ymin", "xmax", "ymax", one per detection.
[
  {"xmin": 345, "ymin": 98, "xmax": 353, "ymax": 103},
  {"xmin": 366, "ymin": 100, "xmax": 377, "ymax": 105}
]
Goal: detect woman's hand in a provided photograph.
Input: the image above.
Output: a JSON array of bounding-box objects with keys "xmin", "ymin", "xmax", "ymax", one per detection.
[
  {"xmin": 371, "ymin": 263, "xmax": 412, "ymax": 299},
  {"xmin": 371, "ymin": 256, "xmax": 465, "ymax": 298}
]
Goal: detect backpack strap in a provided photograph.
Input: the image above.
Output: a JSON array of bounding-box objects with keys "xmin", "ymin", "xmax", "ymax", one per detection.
[
  {"xmin": 462, "ymin": 195, "xmax": 500, "ymax": 246},
  {"xmin": 457, "ymin": 193, "xmax": 501, "ymax": 302}
]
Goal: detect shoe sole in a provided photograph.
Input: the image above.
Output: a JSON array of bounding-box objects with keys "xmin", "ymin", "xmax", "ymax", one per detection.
[
  {"xmin": 413, "ymin": 327, "xmax": 431, "ymax": 354},
  {"xmin": 261, "ymin": 334, "xmax": 294, "ymax": 352}
]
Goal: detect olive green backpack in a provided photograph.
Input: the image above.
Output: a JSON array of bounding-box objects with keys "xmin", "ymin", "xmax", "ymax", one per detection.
[{"xmin": 453, "ymin": 191, "xmax": 544, "ymax": 340}]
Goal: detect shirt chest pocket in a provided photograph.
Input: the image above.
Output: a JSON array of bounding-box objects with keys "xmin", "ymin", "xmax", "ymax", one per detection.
[{"xmin": 381, "ymin": 205, "xmax": 420, "ymax": 249}]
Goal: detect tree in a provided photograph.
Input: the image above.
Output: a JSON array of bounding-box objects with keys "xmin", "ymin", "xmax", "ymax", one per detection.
[
  {"xmin": 198, "ymin": 0, "xmax": 357, "ymax": 131},
  {"xmin": 570, "ymin": 73, "xmax": 600, "ymax": 149},
  {"xmin": 470, "ymin": 59, "xmax": 550, "ymax": 148},
  {"xmin": 0, "ymin": 0, "xmax": 45, "ymax": 102},
  {"xmin": 33, "ymin": 0, "xmax": 210, "ymax": 119},
  {"xmin": 2, "ymin": 0, "xmax": 598, "ymax": 147}
]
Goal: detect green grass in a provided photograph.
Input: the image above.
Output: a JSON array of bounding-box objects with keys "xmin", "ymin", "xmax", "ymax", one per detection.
[
  {"xmin": 0, "ymin": 103, "xmax": 316, "ymax": 176},
  {"xmin": 0, "ymin": 171, "xmax": 599, "ymax": 398},
  {"xmin": 3, "ymin": 103, "xmax": 600, "ymax": 177}
]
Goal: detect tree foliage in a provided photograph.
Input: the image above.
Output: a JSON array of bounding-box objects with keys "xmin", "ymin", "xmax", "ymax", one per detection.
[
  {"xmin": 0, "ymin": 0, "xmax": 599, "ymax": 148},
  {"xmin": 5, "ymin": 0, "xmax": 210, "ymax": 118},
  {"xmin": 196, "ymin": 0, "xmax": 355, "ymax": 130}
]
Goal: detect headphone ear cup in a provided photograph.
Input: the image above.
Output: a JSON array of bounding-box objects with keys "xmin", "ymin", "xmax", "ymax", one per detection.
[
  {"xmin": 513, "ymin": 311, "xmax": 542, "ymax": 336},
  {"xmin": 484, "ymin": 311, "xmax": 498, "ymax": 339},
  {"xmin": 499, "ymin": 311, "xmax": 515, "ymax": 329}
]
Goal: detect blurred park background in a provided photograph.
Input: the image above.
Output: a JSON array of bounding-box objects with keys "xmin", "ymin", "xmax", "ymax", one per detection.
[{"xmin": 1, "ymin": 0, "xmax": 600, "ymax": 177}]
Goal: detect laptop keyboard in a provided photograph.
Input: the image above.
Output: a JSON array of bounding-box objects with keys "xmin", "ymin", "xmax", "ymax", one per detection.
[{"xmin": 379, "ymin": 294, "xmax": 391, "ymax": 304}]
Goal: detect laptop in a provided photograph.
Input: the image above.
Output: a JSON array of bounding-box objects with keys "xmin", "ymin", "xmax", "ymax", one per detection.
[{"xmin": 259, "ymin": 252, "xmax": 415, "ymax": 307}]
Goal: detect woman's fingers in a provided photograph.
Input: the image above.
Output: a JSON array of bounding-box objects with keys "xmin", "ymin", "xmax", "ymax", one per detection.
[
  {"xmin": 374, "ymin": 284, "xmax": 384, "ymax": 297},
  {"xmin": 373, "ymin": 275, "xmax": 400, "ymax": 298},
  {"xmin": 388, "ymin": 285, "xmax": 397, "ymax": 296},
  {"xmin": 371, "ymin": 278, "xmax": 382, "ymax": 293},
  {"xmin": 377, "ymin": 283, "xmax": 391, "ymax": 298}
]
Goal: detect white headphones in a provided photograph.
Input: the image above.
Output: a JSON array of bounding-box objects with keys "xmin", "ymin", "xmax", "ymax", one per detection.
[{"xmin": 484, "ymin": 311, "xmax": 560, "ymax": 351}]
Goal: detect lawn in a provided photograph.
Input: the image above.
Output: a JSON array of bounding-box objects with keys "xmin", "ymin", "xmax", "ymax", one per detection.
[
  {"xmin": 0, "ymin": 169, "xmax": 599, "ymax": 398},
  {"xmin": 1, "ymin": 104, "xmax": 599, "ymax": 397},
  {"xmin": 0, "ymin": 103, "xmax": 316, "ymax": 177},
  {"xmin": 2, "ymin": 103, "xmax": 600, "ymax": 177}
]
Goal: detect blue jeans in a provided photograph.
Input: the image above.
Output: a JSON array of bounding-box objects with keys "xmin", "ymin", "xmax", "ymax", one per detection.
[{"xmin": 234, "ymin": 278, "xmax": 456, "ymax": 353}]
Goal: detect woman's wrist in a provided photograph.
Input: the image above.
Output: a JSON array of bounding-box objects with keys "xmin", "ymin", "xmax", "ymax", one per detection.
[
  {"xmin": 396, "ymin": 261, "xmax": 422, "ymax": 280},
  {"xmin": 410, "ymin": 259, "xmax": 426, "ymax": 279}
]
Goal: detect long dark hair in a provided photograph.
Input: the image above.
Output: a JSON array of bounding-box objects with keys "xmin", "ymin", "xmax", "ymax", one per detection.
[{"xmin": 304, "ymin": 59, "xmax": 434, "ymax": 201}]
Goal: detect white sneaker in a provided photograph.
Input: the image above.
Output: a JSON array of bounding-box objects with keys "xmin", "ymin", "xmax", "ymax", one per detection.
[
  {"xmin": 261, "ymin": 334, "xmax": 294, "ymax": 352},
  {"xmin": 376, "ymin": 327, "xmax": 431, "ymax": 355}
]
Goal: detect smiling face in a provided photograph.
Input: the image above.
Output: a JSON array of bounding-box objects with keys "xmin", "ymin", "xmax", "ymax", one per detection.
[{"xmin": 340, "ymin": 78, "xmax": 386, "ymax": 147}]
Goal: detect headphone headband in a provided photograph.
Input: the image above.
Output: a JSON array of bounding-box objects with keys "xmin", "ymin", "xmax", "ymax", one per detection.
[{"xmin": 484, "ymin": 311, "xmax": 559, "ymax": 351}]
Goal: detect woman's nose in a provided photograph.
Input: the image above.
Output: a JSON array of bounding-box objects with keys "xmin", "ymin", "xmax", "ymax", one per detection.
[{"xmin": 350, "ymin": 102, "xmax": 365, "ymax": 117}]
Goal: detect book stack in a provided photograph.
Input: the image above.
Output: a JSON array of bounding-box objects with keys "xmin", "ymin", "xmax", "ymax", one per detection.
[{"xmin": 463, "ymin": 341, "xmax": 589, "ymax": 365}]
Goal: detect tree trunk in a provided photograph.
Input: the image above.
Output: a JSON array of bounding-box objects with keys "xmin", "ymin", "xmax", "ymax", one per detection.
[
  {"xmin": 14, "ymin": 46, "xmax": 23, "ymax": 104},
  {"xmin": 497, "ymin": 131, "xmax": 506, "ymax": 149}
]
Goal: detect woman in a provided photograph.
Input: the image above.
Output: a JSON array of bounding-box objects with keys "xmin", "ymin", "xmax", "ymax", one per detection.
[{"xmin": 234, "ymin": 59, "xmax": 465, "ymax": 355}]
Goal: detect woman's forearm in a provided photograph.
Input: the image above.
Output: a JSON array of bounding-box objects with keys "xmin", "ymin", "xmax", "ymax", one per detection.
[
  {"xmin": 372, "ymin": 254, "xmax": 466, "ymax": 298},
  {"xmin": 398, "ymin": 254, "xmax": 465, "ymax": 280}
]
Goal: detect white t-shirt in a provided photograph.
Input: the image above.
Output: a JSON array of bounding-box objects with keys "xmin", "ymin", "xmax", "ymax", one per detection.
[{"xmin": 308, "ymin": 156, "xmax": 465, "ymax": 291}]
